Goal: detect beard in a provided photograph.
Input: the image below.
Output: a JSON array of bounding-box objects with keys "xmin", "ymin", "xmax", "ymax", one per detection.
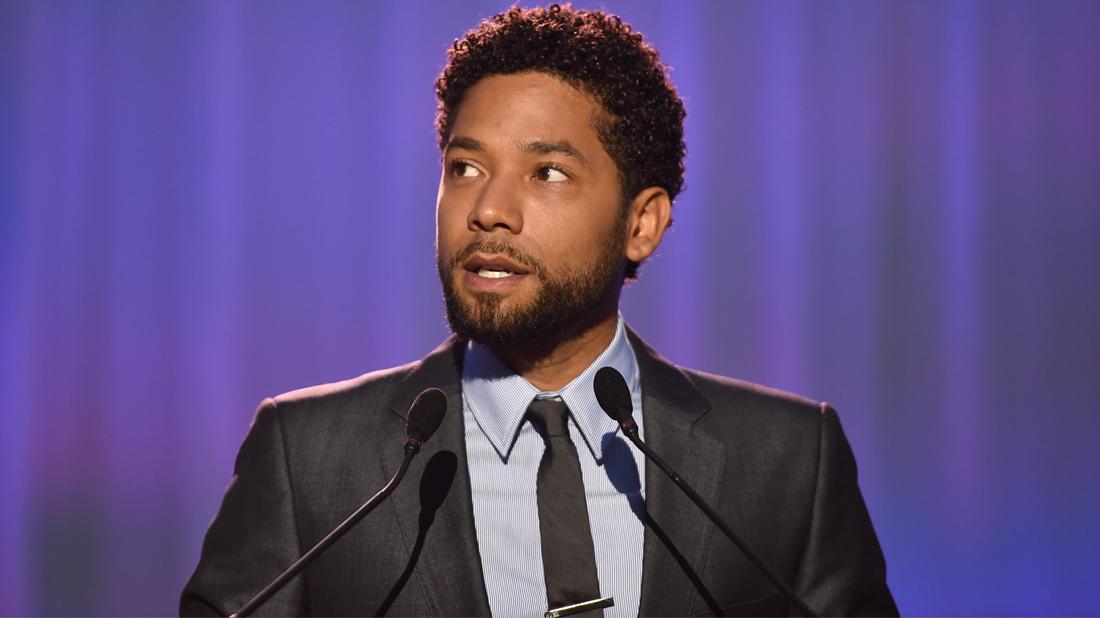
[{"xmin": 437, "ymin": 220, "xmax": 626, "ymax": 347}]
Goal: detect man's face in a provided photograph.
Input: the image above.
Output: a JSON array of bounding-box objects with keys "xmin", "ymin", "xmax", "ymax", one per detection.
[{"xmin": 436, "ymin": 71, "xmax": 627, "ymax": 346}]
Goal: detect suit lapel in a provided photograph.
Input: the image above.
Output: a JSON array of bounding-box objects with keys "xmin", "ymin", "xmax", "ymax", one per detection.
[
  {"xmin": 371, "ymin": 329, "xmax": 726, "ymax": 615},
  {"xmin": 629, "ymin": 329, "xmax": 729, "ymax": 616},
  {"xmin": 378, "ymin": 337, "xmax": 492, "ymax": 616}
]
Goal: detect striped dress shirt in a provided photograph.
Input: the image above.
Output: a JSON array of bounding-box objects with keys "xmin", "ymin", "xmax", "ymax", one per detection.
[{"xmin": 461, "ymin": 317, "xmax": 646, "ymax": 617}]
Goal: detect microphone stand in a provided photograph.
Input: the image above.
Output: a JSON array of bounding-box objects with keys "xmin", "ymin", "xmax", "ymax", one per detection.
[
  {"xmin": 619, "ymin": 421, "xmax": 819, "ymax": 618},
  {"xmin": 230, "ymin": 443, "xmax": 420, "ymax": 618}
]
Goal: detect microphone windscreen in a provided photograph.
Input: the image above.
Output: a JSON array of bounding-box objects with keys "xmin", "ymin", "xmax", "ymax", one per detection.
[
  {"xmin": 594, "ymin": 366, "xmax": 633, "ymax": 423},
  {"xmin": 406, "ymin": 388, "xmax": 448, "ymax": 444}
]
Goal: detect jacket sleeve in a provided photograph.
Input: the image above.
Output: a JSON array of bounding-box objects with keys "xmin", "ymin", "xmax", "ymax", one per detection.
[
  {"xmin": 791, "ymin": 404, "xmax": 899, "ymax": 616},
  {"xmin": 180, "ymin": 398, "xmax": 309, "ymax": 616}
]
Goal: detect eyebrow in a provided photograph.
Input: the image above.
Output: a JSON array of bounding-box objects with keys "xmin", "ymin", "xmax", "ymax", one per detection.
[
  {"xmin": 445, "ymin": 135, "xmax": 589, "ymax": 167},
  {"xmin": 445, "ymin": 135, "xmax": 486, "ymax": 153},
  {"xmin": 521, "ymin": 139, "xmax": 589, "ymax": 166}
]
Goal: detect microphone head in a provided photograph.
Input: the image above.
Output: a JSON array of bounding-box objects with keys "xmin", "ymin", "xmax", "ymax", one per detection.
[
  {"xmin": 406, "ymin": 388, "xmax": 448, "ymax": 445},
  {"xmin": 594, "ymin": 366, "xmax": 634, "ymax": 424}
]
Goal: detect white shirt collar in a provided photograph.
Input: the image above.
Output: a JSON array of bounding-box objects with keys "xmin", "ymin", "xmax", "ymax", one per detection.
[{"xmin": 461, "ymin": 317, "xmax": 640, "ymax": 461}]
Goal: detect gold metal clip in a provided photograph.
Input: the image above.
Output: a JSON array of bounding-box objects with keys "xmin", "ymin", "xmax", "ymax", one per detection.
[{"xmin": 544, "ymin": 596, "xmax": 615, "ymax": 618}]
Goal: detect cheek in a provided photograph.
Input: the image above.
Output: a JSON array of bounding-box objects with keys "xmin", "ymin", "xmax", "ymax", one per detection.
[
  {"xmin": 436, "ymin": 196, "xmax": 466, "ymax": 253},
  {"xmin": 525, "ymin": 214, "xmax": 599, "ymax": 270}
]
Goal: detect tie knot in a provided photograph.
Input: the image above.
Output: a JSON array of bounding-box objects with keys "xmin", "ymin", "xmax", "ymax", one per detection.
[{"xmin": 527, "ymin": 398, "xmax": 571, "ymax": 439}]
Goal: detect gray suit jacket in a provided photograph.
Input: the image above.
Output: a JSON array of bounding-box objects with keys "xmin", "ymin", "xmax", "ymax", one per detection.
[{"xmin": 181, "ymin": 329, "xmax": 897, "ymax": 616}]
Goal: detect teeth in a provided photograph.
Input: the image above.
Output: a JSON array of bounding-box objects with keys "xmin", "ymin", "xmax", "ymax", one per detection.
[{"xmin": 477, "ymin": 268, "xmax": 514, "ymax": 279}]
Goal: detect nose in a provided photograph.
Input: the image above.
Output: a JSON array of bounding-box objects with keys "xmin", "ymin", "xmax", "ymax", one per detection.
[{"xmin": 468, "ymin": 175, "xmax": 523, "ymax": 234}]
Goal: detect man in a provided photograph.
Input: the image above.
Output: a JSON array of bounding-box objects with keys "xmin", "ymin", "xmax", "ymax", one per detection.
[{"xmin": 182, "ymin": 5, "xmax": 897, "ymax": 617}]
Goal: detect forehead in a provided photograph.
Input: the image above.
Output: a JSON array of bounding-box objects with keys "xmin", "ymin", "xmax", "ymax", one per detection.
[{"xmin": 448, "ymin": 72, "xmax": 608, "ymax": 153}]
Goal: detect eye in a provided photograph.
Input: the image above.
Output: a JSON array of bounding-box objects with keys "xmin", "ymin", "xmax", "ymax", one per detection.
[
  {"xmin": 450, "ymin": 161, "xmax": 481, "ymax": 178},
  {"xmin": 535, "ymin": 164, "xmax": 569, "ymax": 183}
]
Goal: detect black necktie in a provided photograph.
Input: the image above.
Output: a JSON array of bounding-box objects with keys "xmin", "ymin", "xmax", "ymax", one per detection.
[{"xmin": 527, "ymin": 397, "xmax": 604, "ymax": 616}]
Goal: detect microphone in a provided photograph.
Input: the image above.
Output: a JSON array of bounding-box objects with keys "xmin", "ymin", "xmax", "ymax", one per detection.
[
  {"xmin": 230, "ymin": 387, "xmax": 449, "ymax": 618},
  {"xmin": 593, "ymin": 367, "xmax": 819, "ymax": 618},
  {"xmin": 404, "ymin": 387, "xmax": 448, "ymax": 452}
]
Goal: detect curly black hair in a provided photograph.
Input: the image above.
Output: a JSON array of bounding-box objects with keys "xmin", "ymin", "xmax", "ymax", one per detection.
[{"xmin": 435, "ymin": 4, "xmax": 686, "ymax": 279}]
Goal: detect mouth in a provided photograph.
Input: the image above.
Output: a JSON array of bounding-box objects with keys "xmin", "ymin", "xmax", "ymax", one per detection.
[{"xmin": 462, "ymin": 253, "xmax": 532, "ymax": 280}]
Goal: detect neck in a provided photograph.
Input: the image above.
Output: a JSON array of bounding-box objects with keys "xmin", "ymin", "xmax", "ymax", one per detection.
[{"xmin": 490, "ymin": 302, "xmax": 619, "ymax": 392}]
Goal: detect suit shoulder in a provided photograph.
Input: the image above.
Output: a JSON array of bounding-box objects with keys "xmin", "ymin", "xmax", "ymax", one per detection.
[
  {"xmin": 679, "ymin": 367, "xmax": 830, "ymax": 426},
  {"xmin": 272, "ymin": 360, "xmax": 418, "ymax": 407},
  {"xmin": 253, "ymin": 359, "xmax": 425, "ymax": 432}
]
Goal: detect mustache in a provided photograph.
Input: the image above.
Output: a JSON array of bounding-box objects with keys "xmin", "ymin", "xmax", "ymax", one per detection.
[{"xmin": 448, "ymin": 239, "xmax": 544, "ymax": 276}]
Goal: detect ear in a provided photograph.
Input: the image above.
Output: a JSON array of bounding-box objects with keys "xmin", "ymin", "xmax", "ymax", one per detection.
[{"xmin": 624, "ymin": 186, "xmax": 672, "ymax": 264}]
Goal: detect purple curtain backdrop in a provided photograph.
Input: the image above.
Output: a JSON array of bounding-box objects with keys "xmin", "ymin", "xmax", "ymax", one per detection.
[{"xmin": 3, "ymin": 1, "xmax": 1099, "ymax": 615}]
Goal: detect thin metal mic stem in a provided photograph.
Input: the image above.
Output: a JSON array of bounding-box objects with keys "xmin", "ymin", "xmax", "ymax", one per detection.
[
  {"xmin": 230, "ymin": 445, "xmax": 419, "ymax": 618},
  {"xmin": 620, "ymin": 422, "xmax": 819, "ymax": 618}
]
